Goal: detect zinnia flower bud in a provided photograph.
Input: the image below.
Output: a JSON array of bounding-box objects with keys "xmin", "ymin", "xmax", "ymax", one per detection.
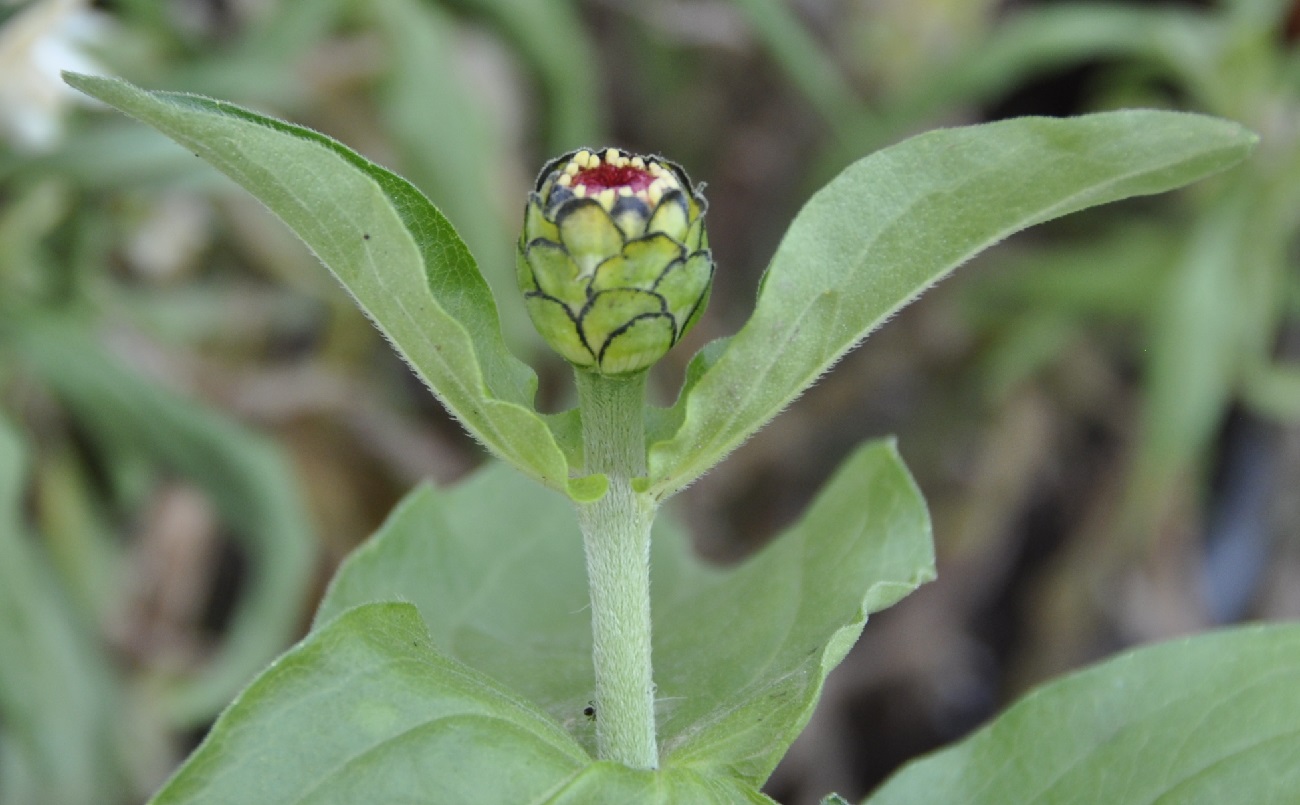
[{"xmin": 518, "ymin": 147, "xmax": 713, "ymax": 375}]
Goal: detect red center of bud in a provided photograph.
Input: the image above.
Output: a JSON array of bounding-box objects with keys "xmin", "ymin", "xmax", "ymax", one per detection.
[{"xmin": 573, "ymin": 164, "xmax": 655, "ymax": 193}]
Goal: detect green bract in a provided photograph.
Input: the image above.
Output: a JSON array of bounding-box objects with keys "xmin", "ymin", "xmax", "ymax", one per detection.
[{"xmin": 518, "ymin": 148, "xmax": 713, "ymax": 375}]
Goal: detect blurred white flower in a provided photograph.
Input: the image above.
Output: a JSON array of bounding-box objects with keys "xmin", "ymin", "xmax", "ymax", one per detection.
[{"xmin": 0, "ymin": 0, "xmax": 109, "ymax": 152}]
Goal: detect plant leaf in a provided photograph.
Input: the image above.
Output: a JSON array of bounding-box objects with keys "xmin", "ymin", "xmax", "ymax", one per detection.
[
  {"xmin": 887, "ymin": 4, "xmax": 1220, "ymax": 134},
  {"xmin": 652, "ymin": 439, "xmax": 934, "ymax": 784},
  {"xmin": 729, "ymin": 0, "xmax": 870, "ymax": 140},
  {"xmin": 544, "ymin": 762, "xmax": 775, "ymax": 803},
  {"xmin": 150, "ymin": 603, "xmax": 589, "ymax": 804},
  {"xmin": 864, "ymin": 623, "xmax": 1300, "ymax": 805},
  {"xmin": 0, "ymin": 415, "xmax": 126, "ymax": 805},
  {"xmin": 647, "ymin": 110, "xmax": 1256, "ymax": 499},
  {"xmin": 317, "ymin": 439, "xmax": 933, "ymax": 785},
  {"xmin": 369, "ymin": 0, "xmax": 530, "ymax": 348},
  {"xmin": 152, "ymin": 603, "xmax": 777, "ymax": 803},
  {"xmin": 313, "ymin": 466, "xmax": 597, "ymax": 741},
  {"xmin": 1129, "ymin": 184, "xmax": 1250, "ymax": 536},
  {"xmin": 455, "ymin": 0, "xmax": 602, "ymax": 150},
  {"xmin": 63, "ymin": 72, "xmax": 579, "ymax": 495},
  {"xmin": 13, "ymin": 321, "xmax": 315, "ymax": 725}
]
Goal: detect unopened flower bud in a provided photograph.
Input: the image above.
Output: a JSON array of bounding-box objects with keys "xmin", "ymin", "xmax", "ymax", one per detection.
[{"xmin": 518, "ymin": 147, "xmax": 713, "ymax": 374}]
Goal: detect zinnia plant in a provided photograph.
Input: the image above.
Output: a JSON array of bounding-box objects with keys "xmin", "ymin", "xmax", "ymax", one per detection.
[{"xmin": 60, "ymin": 71, "xmax": 1300, "ymax": 805}]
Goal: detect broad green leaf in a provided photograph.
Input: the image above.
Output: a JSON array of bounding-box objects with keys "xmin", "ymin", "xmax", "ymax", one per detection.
[
  {"xmin": 313, "ymin": 468, "xmax": 596, "ymax": 735},
  {"xmin": 151, "ymin": 603, "xmax": 588, "ymax": 805},
  {"xmin": 652, "ymin": 440, "xmax": 933, "ymax": 784},
  {"xmin": 648, "ymin": 111, "xmax": 1256, "ymax": 499},
  {"xmin": 14, "ymin": 322, "xmax": 314, "ymax": 725},
  {"xmin": 154, "ymin": 602, "xmax": 773, "ymax": 804},
  {"xmin": 317, "ymin": 439, "xmax": 933, "ymax": 785},
  {"xmin": 63, "ymin": 73, "xmax": 580, "ymax": 494},
  {"xmin": 0, "ymin": 415, "xmax": 126, "ymax": 805},
  {"xmin": 865, "ymin": 623, "xmax": 1300, "ymax": 805}
]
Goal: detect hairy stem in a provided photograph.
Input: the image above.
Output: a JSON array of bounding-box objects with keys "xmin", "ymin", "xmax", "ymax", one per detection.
[{"xmin": 574, "ymin": 369, "xmax": 658, "ymax": 769}]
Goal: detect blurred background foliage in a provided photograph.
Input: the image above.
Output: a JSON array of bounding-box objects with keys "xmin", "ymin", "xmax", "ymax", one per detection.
[{"xmin": 0, "ymin": 0, "xmax": 1297, "ymax": 802}]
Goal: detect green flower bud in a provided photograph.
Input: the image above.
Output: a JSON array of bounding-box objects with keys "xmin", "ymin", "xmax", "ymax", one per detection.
[{"xmin": 518, "ymin": 147, "xmax": 713, "ymax": 375}]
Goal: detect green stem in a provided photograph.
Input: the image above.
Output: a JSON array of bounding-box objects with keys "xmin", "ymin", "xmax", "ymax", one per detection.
[{"xmin": 573, "ymin": 369, "xmax": 658, "ymax": 769}]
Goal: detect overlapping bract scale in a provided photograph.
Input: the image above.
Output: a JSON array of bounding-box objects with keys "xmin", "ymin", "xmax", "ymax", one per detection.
[{"xmin": 518, "ymin": 148, "xmax": 713, "ymax": 375}]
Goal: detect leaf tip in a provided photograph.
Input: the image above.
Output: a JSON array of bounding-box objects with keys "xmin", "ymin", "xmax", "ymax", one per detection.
[{"xmin": 60, "ymin": 70, "xmax": 119, "ymax": 105}]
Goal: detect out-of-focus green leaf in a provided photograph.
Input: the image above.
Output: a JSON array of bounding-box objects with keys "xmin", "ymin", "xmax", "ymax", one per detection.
[
  {"xmin": 730, "ymin": 0, "xmax": 870, "ymax": 141},
  {"xmin": 864, "ymin": 624, "xmax": 1300, "ymax": 805},
  {"xmin": 14, "ymin": 322, "xmax": 315, "ymax": 725},
  {"xmin": 967, "ymin": 223, "xmax": 1177, "ymax": 320},
  {"xmin": 453, "ymin": 0, "xmax": 601, "ymax": 149},
  {"xmin": 8, "ymin": 122, "xmax": 222, "ymax": 190},
  {"xmin": 370, "ymin": 0, "xmax": 527, "ymax": 346},
  {"xmin": 169, "ymin": 0, "xmax": 352, "ymax": 108},
  {"xmin": 35, "ymin": 446, "xmax": 125, "ymax": 623},
  {"xmin": 648, "ymin": 111, "xmax": 1256, "ymax": 500},
  {"xmin": 1131, "ymin": 187, "xmax": 1248, "ymax": 524},
  {"xmin": 64, "ymin": 73, "xmax": 583, "ymax": 494},
  {"xmin": 963, "ymin": 224, "xmax": 1178, "ymax": 400},
  {"xmin": 888, "ymin": 3, "xmax": 1220, "ymax": 132},
  {"xmin": 0, "ymin": 415, "xmax": 125, "ymax": 805},
  {"xmin": 1244, "ymin": 363, "xmax": 1300, "ymax": 420},
  {"xmin": 971, "ymin": 311, "xmax": 1080, "ymax": 404},
  {"xmin": 317, "ymin": 439, "xmax": 933, "ymax": 786},
  {"xmin": 0, "ymin": 181, "xmax": 68, "ymax": 302}
]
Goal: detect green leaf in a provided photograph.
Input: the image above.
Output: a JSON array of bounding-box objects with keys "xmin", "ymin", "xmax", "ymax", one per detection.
[
  {"xmin": 648, "ymin": 110, "xmax": 1256, "ymax": 499},
  {"xmin": 1243, "ymin": 362, "xmax": 1300, "ymax": 420},
  {"xmin": 0, "ymin": 415, "xmax": 126, "ymax": 805},
  {"xmin": 644, "ymin": 336, "xmax": 730, "ymax": 449},
  {"xmin": 864, "ymin": 623, "xmax": 1300, "ymax": 804},
  {"xmin": 1130, "ymin": 185, "xmax": 1250, "ymax": 530},
  {"xmin": 313, "ymin": 467, "xmax": 596, "ymax": 734},
  {"xmin": 889, "ymin": 4, "xmax": 1220, "ymax": 132},
  {"xmin": 454, "ymin": 0, "xmax": 602, "ymax": 150},
  {"xmin": 317, "ymin": 439, "xmax": 933, "ymax": 785},
  {"xmin": 730, "ymin": 0, "xmax": 870, "ymax": 141},
  {"xmin": 369, "ymin": 0, "xmax": 529, "ymax": 348},
  {"xmin": 652, "ymin": 440, "xmax": 934, "ymax": 783},
  {"xmin": 151, "ymin": 603, "xmax": 589, "ymax": 804},
  {"xmin": 63, "ymin": 72, "xmax": 578, "ymax": 494},
  {"xmin": 154, "ymin": 602, "xmax": 774, "ymax": 803},
  {"xmin": 13, "ymin": 322, "xmax": 314, "ymax": 725},
  {"xmin": 544, "ymin": 762, "xmax": 775, "ymax": 803}
]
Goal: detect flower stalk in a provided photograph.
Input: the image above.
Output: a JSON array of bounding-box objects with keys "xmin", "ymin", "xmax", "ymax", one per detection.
[
  {"xmin": 523, "ymin": 146, "xmax": 712, "ymax": 768},
  {"xmin": 573, "ymin": 368, "xmax": 658, "ymax": 769}
]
